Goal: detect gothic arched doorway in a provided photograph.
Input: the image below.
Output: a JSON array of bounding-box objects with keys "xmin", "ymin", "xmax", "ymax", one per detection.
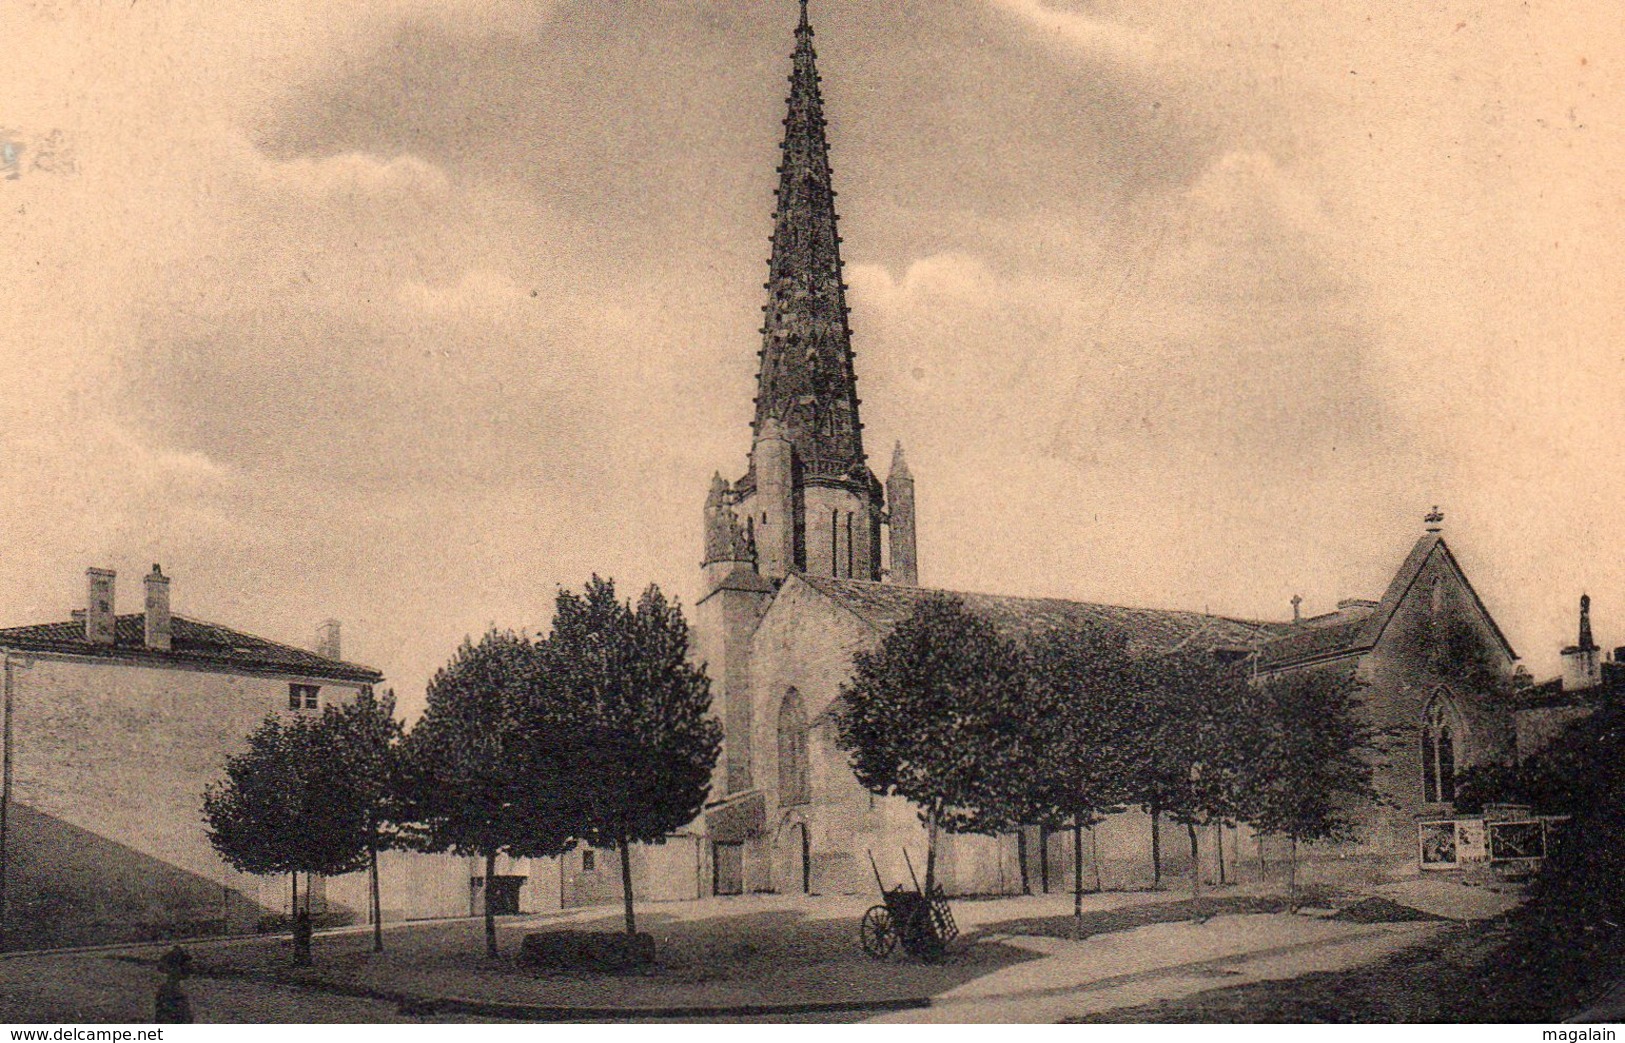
[{"xmin": 774, "ymin": 820, "xmax": 811, "ymax": 895}]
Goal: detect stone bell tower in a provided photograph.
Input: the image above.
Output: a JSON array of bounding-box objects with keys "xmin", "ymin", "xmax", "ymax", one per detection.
[{"xmin": 696, "ymin": 0, "xmax": 921, "ymax": 798}]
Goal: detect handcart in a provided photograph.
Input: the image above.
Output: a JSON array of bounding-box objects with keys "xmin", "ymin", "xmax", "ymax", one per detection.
[{"xmin": 859, "ymin": 849, "xmax": 959, "ymax": 962}]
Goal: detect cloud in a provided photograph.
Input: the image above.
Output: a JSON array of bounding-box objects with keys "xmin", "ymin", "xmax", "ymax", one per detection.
[
  {"xmin": 263, "ymin": 151, "xmax": 451, "ymax": 201},
  {"xmin": 849, "ymin": 252, "xmax": 1003, "ymax": 311},
  {"xmin": 983, "ymin": 0, "xmax": 1171, "ymax": 68},
  {"xmin": 851, "ymin": 144, "xmax": 1384, "ymax": 478}
]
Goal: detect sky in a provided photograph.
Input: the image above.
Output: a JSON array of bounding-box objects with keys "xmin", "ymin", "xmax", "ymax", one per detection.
[{"xmin": 2, "ymin": 0, "xmax": 1621, "ymax": 718}]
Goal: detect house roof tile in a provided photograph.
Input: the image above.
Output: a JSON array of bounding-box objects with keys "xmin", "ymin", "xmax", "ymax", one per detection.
[
  {"xmin": 0, "ymin": 613, "xmax": 382, "ymax": 683},
  {"xmin": 796, "ymin": 575, "xmax": 1287, "ymax": 656}
]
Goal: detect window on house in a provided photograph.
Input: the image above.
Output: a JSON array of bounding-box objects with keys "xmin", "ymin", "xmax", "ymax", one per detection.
[
  {"xmin": 289, "ymin": 684, "xmax": 320, "ymax": 710},
  {"xmin": 778, "ymin": 688, "xmax": 810, "ymax": 807},
  {"xmin": 1422, "ymin": 695, "xmax": 1458, "ymax": 803},
  {"xmin": 845, "ymin": 512, "xmax": 854, "ymax": 578},
  {"xmin": 581, "ymin": 849, "xmax": 596, "ymax": 873}
]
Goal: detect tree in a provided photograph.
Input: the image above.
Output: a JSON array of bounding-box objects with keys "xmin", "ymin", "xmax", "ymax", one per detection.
[
  {"xmin": 1114, "ymin": 650, "xmax": 1254, "ymax": 893},
  {"xmin": 542, "ymin": 577, "xmax": 722, "ymax": 937},
  {"xmin": 399, "ymin": 629, "xmax": 579, "ymax": 957},
  {"xmin": 203, "ymin": 713, "xmax": 372, "ymax": 965},
  {"xmin": 1490, "ymin": 699, "xmax": 1625, "ymax": 1017},
  {"xmin": 1166, "ymin": 658, "xmax": 1258, "ymax": 898},
  {"xmin": 1455, "ymin": 715, "xmax": 1598, "ymax": 817},
  {"xmin": 322, "ymin": 687, "xmax": 406, "ymax": 953},
  {"xmin": 1239, "ymin": 667, "xmax": 1382, "ymax": 909},
  {"xmin": 1020, "ymin": 627, "xmax": 1136, "ymax": 916},
  {"xmin": 835, "ymin": 595, "xmax": 1028, "ymax": 897}
]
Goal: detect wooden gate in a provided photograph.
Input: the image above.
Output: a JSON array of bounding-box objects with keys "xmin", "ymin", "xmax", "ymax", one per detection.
[{"xmin": 714, "ymin": 842, "xmax": 745, "ymax": 896}]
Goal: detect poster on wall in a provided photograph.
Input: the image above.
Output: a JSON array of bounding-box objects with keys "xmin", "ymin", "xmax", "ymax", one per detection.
[
  {"xmin": 1455, "ymin": 820, "xmax": 1488, "ymax": 862},
  {"xmin": 1489, "ymin": 821, "xmax": 1546, "ymax": 861},
  {"xmin": 1419, "ymin": 821, "xmax": 1458, "ymax": 867}
]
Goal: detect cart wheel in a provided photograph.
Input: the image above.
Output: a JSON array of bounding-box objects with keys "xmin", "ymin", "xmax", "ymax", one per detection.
[
  {"xmin": 860, "ymin": 905, "xmax": 896, "ymax": 959},
  {"xmin": 903, "ymin": 904, "xmax": 945, "ymax": 963}
]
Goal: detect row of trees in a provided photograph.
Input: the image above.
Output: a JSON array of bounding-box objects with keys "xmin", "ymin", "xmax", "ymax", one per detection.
[
  {"xmin": 836, "ymin": 596, "xmax": 1384, "ymax": 910},
  {"xmin": 204, "ymin": 578, "xmax": 720, "ymax": 963}
]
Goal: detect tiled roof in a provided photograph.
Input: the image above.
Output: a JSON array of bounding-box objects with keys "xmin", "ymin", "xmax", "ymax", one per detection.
[
  {"xmin": 1253, "ymin": 538, "xmax": 1444, "ymax": 672},
  {"xmin": 798, "ymin": 533, "xmax": 1518, "ymax": 682},
  {"xmin": 1255, "ymin": 618, "xmax": 1369, "ymax": 670},
  {"xmin": 0, "ymin": 613, "xmax": 382, "ymax": 683},
  {"xmin": 1513, "ymin": 677, "xmax": 1573, "ymax": 709},
  {"xmin": 796, "ymin": 575, "xmax": 1287, "ymax": 656}
]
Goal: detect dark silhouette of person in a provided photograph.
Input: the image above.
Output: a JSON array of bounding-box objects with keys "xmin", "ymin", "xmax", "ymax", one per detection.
[
  {"xmin": 293, "ymin": 908, "xmax": 314, "ymax": 965},
  {"xmin": 154, "ymin": 946, "xmax": 194, "ymax": 1024}
]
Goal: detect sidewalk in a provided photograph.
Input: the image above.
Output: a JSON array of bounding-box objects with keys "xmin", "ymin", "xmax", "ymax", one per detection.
[
  {"xmin": 1369, "ymin": 878, "xmax": 1523, "ymax": 922},
  {"xmin": 867, "ymin": 914, "xmax": 1439, "ymax": 1023}
]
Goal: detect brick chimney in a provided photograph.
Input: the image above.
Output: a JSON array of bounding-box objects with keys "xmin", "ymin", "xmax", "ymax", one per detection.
[
  {"xmin": 315, "ymin": 619, "xmax": 341, "ymax": 661},
  {"xmin": 85, "ymin": 568, "xmax": 116, "ymax": 646},
  {"xmin": 1560, "ymin": 594, "xmax": 1602, "ymax": 692},
  {"xmin": 143, "ymin": 564, "xmax": 172, "ymax": 651}
]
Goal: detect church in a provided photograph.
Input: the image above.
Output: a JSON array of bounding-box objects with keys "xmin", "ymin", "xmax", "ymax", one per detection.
[{"xmin": 686, "ymin": 1, "xmax": 1540, "ymax": 898}]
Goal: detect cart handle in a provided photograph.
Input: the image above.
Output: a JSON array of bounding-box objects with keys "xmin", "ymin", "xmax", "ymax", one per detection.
[
  {"xmin": 867, "ymin": 849, "xmax": 887, "ymax": 895},
  {"xmin": 902, "ymin": 848, "xmax": 923, "ymax": 892}
]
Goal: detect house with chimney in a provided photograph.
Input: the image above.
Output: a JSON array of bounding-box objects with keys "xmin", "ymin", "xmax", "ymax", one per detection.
[
  {"xmin": 1512, "ymin": 594, "xmax": 1625, "ymax": 759},
  {"xmin": 0, "ymin": 565, "xmax": 383, "ymax": 950}
]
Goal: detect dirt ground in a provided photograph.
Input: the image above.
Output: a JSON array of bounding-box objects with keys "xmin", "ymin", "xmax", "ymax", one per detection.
[{"xmin": 0, "ymin": 884, "xmax": 1581, "ymax": 1024}]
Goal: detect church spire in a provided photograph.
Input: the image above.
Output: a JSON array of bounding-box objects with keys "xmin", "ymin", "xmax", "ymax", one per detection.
[{"xmin": 753, "ymin": 0, "xmax": 866, "ymax": 483}]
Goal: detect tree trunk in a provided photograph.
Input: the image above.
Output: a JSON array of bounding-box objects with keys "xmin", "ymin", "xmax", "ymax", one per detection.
[
  {"xmin": 1016, "ymin": 828, "xmax": 1031, "ymax": 896},
  {"xmin": 370, "ymin": 841, "xmax": 384, "ymax": 954},
  {"xmin": 483, "ymin": 849, "xmax": 499, "ymax": 958},
  {"xmin": 1288, "ymin": 834, "xmax": 1299, "ymax": 912},
  {"xmin": 924, "ymin": 806, "xmax": 939, "ymax": 898},
  {"xmin": 1216, "ymin": 824, "xmax": 1226, "ymax": 886},
  {"xmin": 1258, "ymin": 833, "xmax": 1267, "ymax": 884},
  {"xmin": 1090, "ymin": 823, "xmax": 1103, "ymax": 893},
  {"xmin": 1038, "ymin": 824, "xmax": 1049, "ymax": 894},
  {"xmin": 1187, "ymin": 821, "xmax": 1202, "ymax": 898},
  {"xmin": 1072, "ymin": 821, "xmax": 1084, "ymax": 918},
  {"xmin": 1150, "ymin": 804, "xmax": 1162, "ymax": 889},
  {"xmin": 618, "ymin": 836, "xmax": 637, "ymax": 936},
  {"xmin": 291, "ymin": 872, "xmax": 311, "ymax": 967}
]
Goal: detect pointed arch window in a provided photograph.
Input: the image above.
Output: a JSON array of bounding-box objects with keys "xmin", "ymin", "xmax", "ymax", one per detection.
[
  {"xmin": 1422, "ymin": 695, "xmax": 1459, "ymax": 803},
  {"xmin": 778, "ymin": 688, "xmax": 811, "ymax": 807}
]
